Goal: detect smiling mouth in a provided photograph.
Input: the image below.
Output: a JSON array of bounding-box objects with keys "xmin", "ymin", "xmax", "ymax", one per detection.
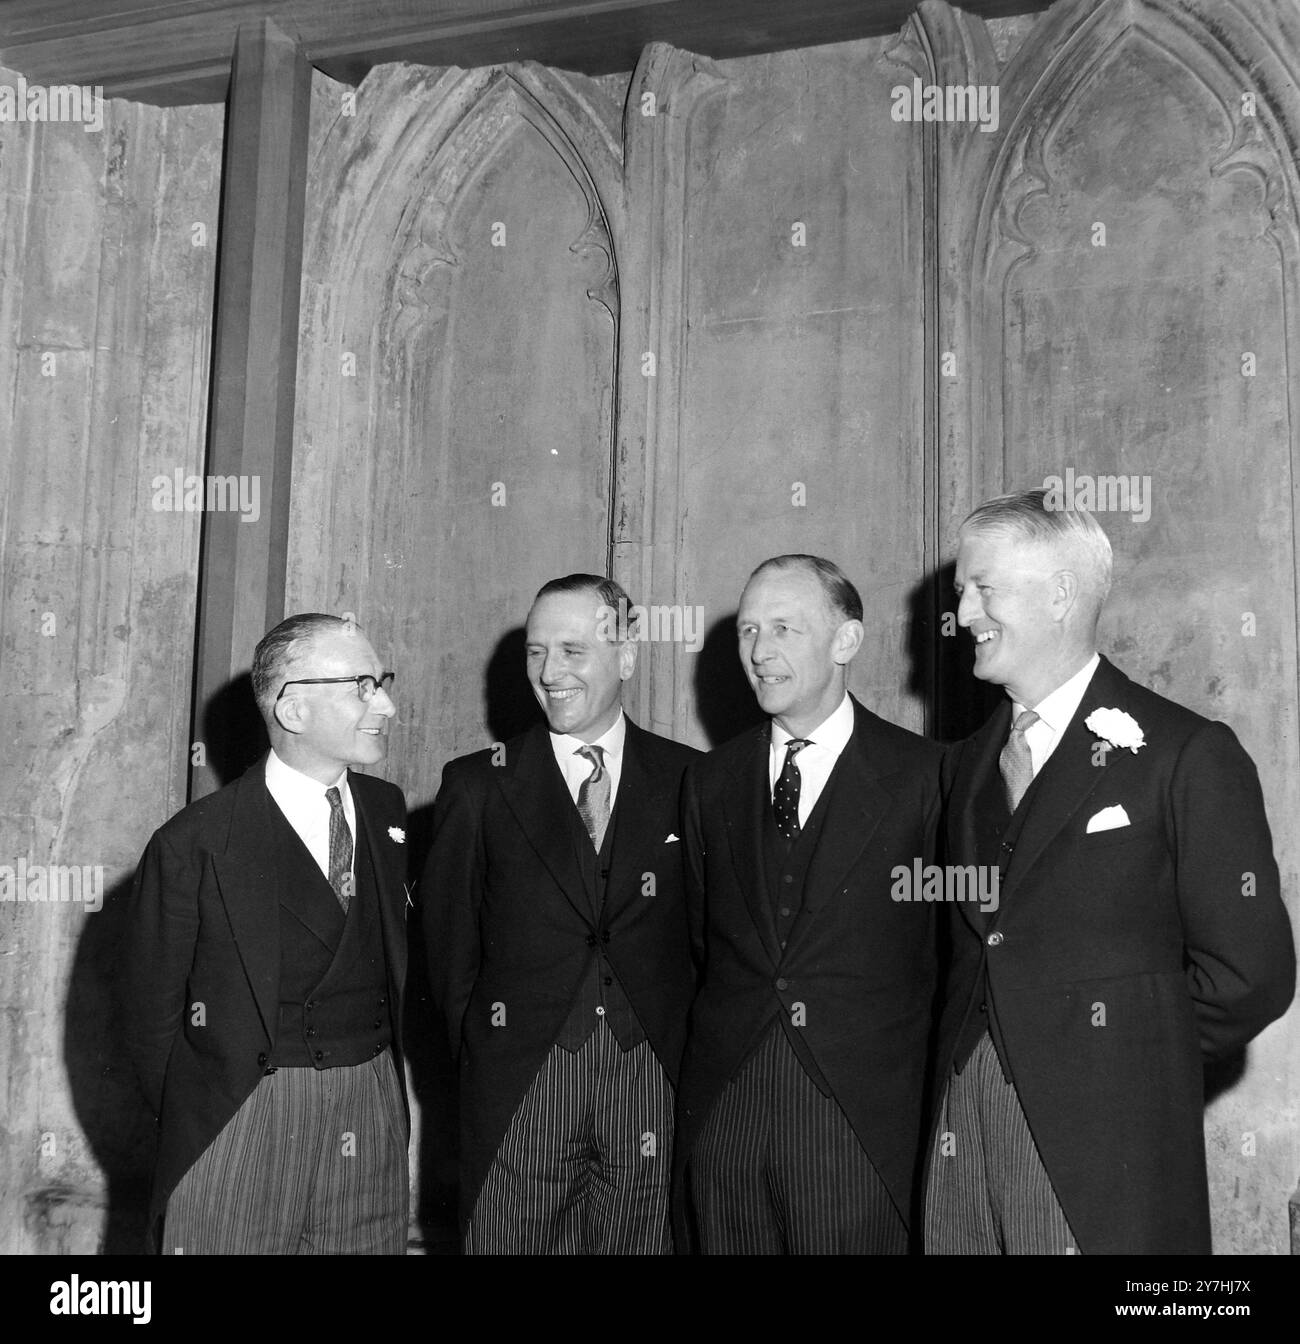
[
  {"xmin": 545, "ymin": 687, "xmax": 581, "ymax": 700},
  {"xmin": 974, "ymin": 630, "xmax": 999, "ymax": 646},
  {"xmin": 360, "ymin": 727, "xmax": 386, "ymax": 736},
  {"xmin": 755, "ymin": 674, "xmax": 788, "ymax": 684}
]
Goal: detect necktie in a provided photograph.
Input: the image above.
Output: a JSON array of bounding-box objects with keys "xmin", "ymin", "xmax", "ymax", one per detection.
[
  {"xmin": 773, "ymin": 738, "xmax": 812, "ymax": 841},
  {"xmin": 999, "ymin": 709, "xmax": 1040, "ymax": 813},
  {"xmin": 325, "ymin": 785, "xmax": 353, "ymax": 912},
  {"xmin": 576, "ymin": 744, "xmax": 611, "ymax": 851}
]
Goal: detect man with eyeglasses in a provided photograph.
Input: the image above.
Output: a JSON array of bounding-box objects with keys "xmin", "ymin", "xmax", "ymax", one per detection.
[{"xmin": 121, "ymin": 613, "xmax": 411, "ymax": 1254}]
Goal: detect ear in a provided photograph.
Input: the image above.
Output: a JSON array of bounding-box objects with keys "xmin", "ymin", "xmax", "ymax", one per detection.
[
  {"xmin": 1050, "ymin": 570, "xmax": 1079, "ymax": 622},
  {"xmin": 832, "ymin": 619, "xmax": 865, "ymax": 666},
  {"xmin": 274, "ymin": 692, "xmax": 308, "ymax": 736},
  {"xmin": 618, "ymin": 635, "xmax": 638, "ymax": 681}
]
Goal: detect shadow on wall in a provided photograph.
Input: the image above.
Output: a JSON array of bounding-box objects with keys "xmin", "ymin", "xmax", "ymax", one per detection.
[
  {"xmin": 403, "ymin": 624, "xmax": 544, "ymax": 1252},
  {"xmin": 60, "ymin": 583, "xmax": 1250, "ymax": 1254},
  {"xmin": 62, "ymin": 672, "xmax": 268, "ymax": 1253}
]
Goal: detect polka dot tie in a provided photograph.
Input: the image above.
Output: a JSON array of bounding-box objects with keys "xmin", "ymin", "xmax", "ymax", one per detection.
[
  {"xmin": 773, "ymin": 738, "xmax": 812, "ymax": 842},
  {"xmin": 999, "ymin": 709, "xmax": 1040, "ymax": 814}
]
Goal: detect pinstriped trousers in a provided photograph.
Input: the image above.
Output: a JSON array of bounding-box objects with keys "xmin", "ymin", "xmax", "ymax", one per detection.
[
  {"xmin": 924, "ymin": 1032, "xmax": 1078, "ymax": 1254},
  {"xmin": 465, "ymin": 1017, "xmax": 674, "ymax": 1255},
  {"xmin": 163, "ymin": 1049, "xmax": 408, "ymax": 1254},
  {"xmin": 689, "ymin": 1024, "xmax": 908, "ymax": 1255}
]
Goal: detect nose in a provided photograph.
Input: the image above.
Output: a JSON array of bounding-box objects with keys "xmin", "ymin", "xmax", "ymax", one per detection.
[
  {"xmin": 540, "ymin": 648, "xmax": 565, "ymax": 685},
  {"xmin": 370, "ymin": 685, "xmax": 397, "ymax": 718},
  {"xmin": 749, "ymin": 628, "xmax": 775, "ymax": 665},
  {"xmin": 956, "ymin": 588, "xmax": 981, "ymax": 628}
]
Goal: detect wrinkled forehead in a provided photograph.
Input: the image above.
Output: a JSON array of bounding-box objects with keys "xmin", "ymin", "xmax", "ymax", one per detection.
[
  {"xmin": 298, "ymin": 625, "xmax": 381, "ymax": 673},
  {"xmin": 739, "ymin": 568, "xmax": 833, "ymax": 624},
  {"xmin": 957, "ymin": 527, "xmax": 1057, "ymax": 578},
  {"xmin": 526, "ymin": 590, "xmax": 609, "ymax": 643}
]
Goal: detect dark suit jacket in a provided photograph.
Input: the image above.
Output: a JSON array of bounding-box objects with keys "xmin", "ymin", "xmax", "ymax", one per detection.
[
  {"xmin": 933, "ymin": 655, "xmax": 1295, "ymax": 1254},
  {"xmin": 675, "ymin": 695, "xmax": 944, "ymax": 1236},
  {"xmin": 423, "ymin": 717, "xmax": 699, "ymax": 1227},
  {"xmin": 120, "ymin": 760, "xmax": 410, "ymax": 1238}
]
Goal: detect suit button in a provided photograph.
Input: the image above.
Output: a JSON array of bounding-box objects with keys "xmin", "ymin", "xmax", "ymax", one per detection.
[
  {"xmin": 314, "ymin": 1050, "xmax": 324, "ymax": 1062},
  {"xmin": 586, "ymin": 934, "xmax": 597, "ymax": 947},
  {"xmin": 603, "ymin": 976, "xmax": 612, "ymax": 987},
  {"xmin": 779, "ymin": 907, "xmax": 790, "ymax": 917},
  {"xmin": 306, "ymin": 1027, "xmax": 316, "ymax": 1037},
  {"xmin": 782, "ymin": 874, "xmax": 793, "ymax": 884},
  {"xmin": 596, "ymin": 1007, "xmax": 606, "ymax": 1016},
  {"xmin": 257, "ymin": 1052, "xmax": 268, "ymax": 1067},
  {"xmin": 373, "ymin": 1018, "xmax": 383, "ymax": 1029},
  {"xmin": 374, "ymin": 1044, "xmax": 383, "ymax": 1055},
  {"xmin": 1000, "ymin": 841, "xmax": 1013, "ymax": 853},
  {"xmin": 305, "ymin": 1001, "xmax": 315, "ymax": 1013},
  {"xmin": 601, "ymin": 931, "xmax": 610, "ymax": 944},
  {"xmin": 987, "ymin": 932, "xmax": 1003, "ymax": 947},
  {"xmin": 979, "ymin": 1002, "xmax": 988, "ymax": 1014},
  {"xmin": 776, "ymin": 978, "xmax": 788, "ymax": 991},
  {"xmin": 378, "ymin": 997, "xmax": 386, "ymax": 1006}
]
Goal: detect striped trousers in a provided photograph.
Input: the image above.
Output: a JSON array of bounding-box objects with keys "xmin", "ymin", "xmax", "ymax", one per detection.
[
  {"xmin": 465, "ymin": 1018, "xmax": 674, "ymax": 1255},
  {"xmin": 163, "ymin": 1049, "xmax": 408, "ymax": 1254},
  {"xmin": 689, "ymin": 1024, "xmax": 908, "ymax": 1254},
  {"xmin": 924, "ymin": 1032, "xmax": 1078, "ymax": 1253}
]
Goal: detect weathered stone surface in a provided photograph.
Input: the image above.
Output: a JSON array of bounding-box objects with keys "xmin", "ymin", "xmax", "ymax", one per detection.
[{"xmin": 0, "ymin": 69, "xmax": 221, "ymax": 1253}]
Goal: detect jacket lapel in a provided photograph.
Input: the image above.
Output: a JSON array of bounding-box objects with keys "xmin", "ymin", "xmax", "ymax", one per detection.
[
  {"xmin": 210, "ymin": 761, "xmax": 282, "ymax": 1045},
  {"xmin": 783, "ymin": 698, "xmax": 892, "ymax": 958},
  {"xmin": 949, "ymin": 698, "xmax": 1012, "ymax": 935},
  {"xmin": 496, "ymin": 722, "xmax": 594, "ymax": 923},
  {"xmin": 352, "ymin": 772, "xmax": 408, "ymax": 988},
  {"xmin": 998, "ymin": 656, "xmax": 1131, "ymax": 908},
  {"xmin": 604, "ymin": 721, "xmax": 670, "ymax": 923},
  {"xmin": 721, "ymin": 725, "xmax": 781, "ymax": 964}
]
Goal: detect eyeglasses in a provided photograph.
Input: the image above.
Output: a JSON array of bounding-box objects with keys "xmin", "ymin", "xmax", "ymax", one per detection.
[{"xmin": 275, "ymin": 672, "xmax": 396, "ymax": 703}]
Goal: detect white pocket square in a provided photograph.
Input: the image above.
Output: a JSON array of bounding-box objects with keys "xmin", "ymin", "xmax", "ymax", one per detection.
[
  {"xmin": 1086, "ymin": 804, "xmax": 1130, "ymax": 833},
  {"xmin": 665, "ymin": 833, "xmax": 679, "ymax": 843}
]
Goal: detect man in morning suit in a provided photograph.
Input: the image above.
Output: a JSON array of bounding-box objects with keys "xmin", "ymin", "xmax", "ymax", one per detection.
[
  {"xmin": 926, "ymin": 489, "xmax": 1295, "ymax": 1254},
  {"xmin": 677, "ymin": 554, "xmax": 944, "ymax": 1253},
  {"xmin": 424, "ymin": 574, "xmax": 699, "ymax": 1253},
  {"xmin": 122, "ymin": 613, "xmax": 410, "ymax": 1253}
]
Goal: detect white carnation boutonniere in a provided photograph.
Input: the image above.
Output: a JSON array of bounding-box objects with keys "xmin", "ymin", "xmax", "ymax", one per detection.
[
  {"xmin": 1085, "ymin": 707, "xmax": 1146, "ymax": 754},
  {"xmin": 388, "ymin": 826, "xmax": 406, "ymax": 844}
]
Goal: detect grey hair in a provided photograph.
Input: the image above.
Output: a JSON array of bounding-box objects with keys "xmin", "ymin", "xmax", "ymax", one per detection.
[{"xmin": 960, "ymin": 488, "xmax": 1112, "ymax": 603}]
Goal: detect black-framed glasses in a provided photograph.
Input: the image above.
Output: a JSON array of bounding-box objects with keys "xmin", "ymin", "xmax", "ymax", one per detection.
[{"xmin": 275, "ymin": 672, "xmax": 395, "ymax": 703}]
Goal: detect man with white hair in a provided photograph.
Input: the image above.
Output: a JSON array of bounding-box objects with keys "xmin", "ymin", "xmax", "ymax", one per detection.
[{"xmin": 925, "ymin": 488, "xmax": 1294, "ymax": 1254}]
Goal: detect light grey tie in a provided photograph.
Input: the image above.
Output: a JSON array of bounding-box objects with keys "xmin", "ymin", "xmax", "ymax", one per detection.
[
  {"xmin": 998, "ymin": 709, "xmax": 1040, "ymax": 813},
  {"xmin": 576, "ymin": 744, "xmax": 611, "ymax": 851}
]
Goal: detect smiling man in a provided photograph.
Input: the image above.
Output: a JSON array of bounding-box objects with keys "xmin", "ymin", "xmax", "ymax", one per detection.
[
  {"xmin": 122, "ymin": 613, "xmax": 410, "ymax": 1253},
  {"xmin": 926, "ymin": 489, "xmax": 1294, "ymax": 1254},
  {"xmin": 675, "ymin": 554, "xmax": 944, "ymax": 1253},
  {"xmin": 424, "ymin": 574, "xmax": 698, "ymax": 1253}
]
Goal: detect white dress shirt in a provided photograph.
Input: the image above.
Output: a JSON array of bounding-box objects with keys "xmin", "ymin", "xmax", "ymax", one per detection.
[
  {"xmin": 1012, "ymin": 651, "xmax": 1101, "ymax": 779},
  {"xmin": 768, "ymin": 691, "xmax": 856, "ymax": 828},
  {"xmin": 264, "ymin": 748, "xmax": 356, "ymax": 882},
  {"xmin": 549, "ymin": 710, "xmax": 627, "ymax": 811}
]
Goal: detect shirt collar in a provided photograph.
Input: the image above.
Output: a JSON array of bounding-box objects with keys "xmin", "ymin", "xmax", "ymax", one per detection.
[
  {"xmin": 265, "ymin": 747, "xmax": 348, "ymax": 800},
  {"xmin": 1013, "ymin": 651, "xmax": 1100, "ymax": 736},
  {"xmin": 549, "ymin": 709, "xmax": 627, "ymax": 765},
  {"xmin": 771, "ymin": 691, "xmax": 855, "ymax": 755}
]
